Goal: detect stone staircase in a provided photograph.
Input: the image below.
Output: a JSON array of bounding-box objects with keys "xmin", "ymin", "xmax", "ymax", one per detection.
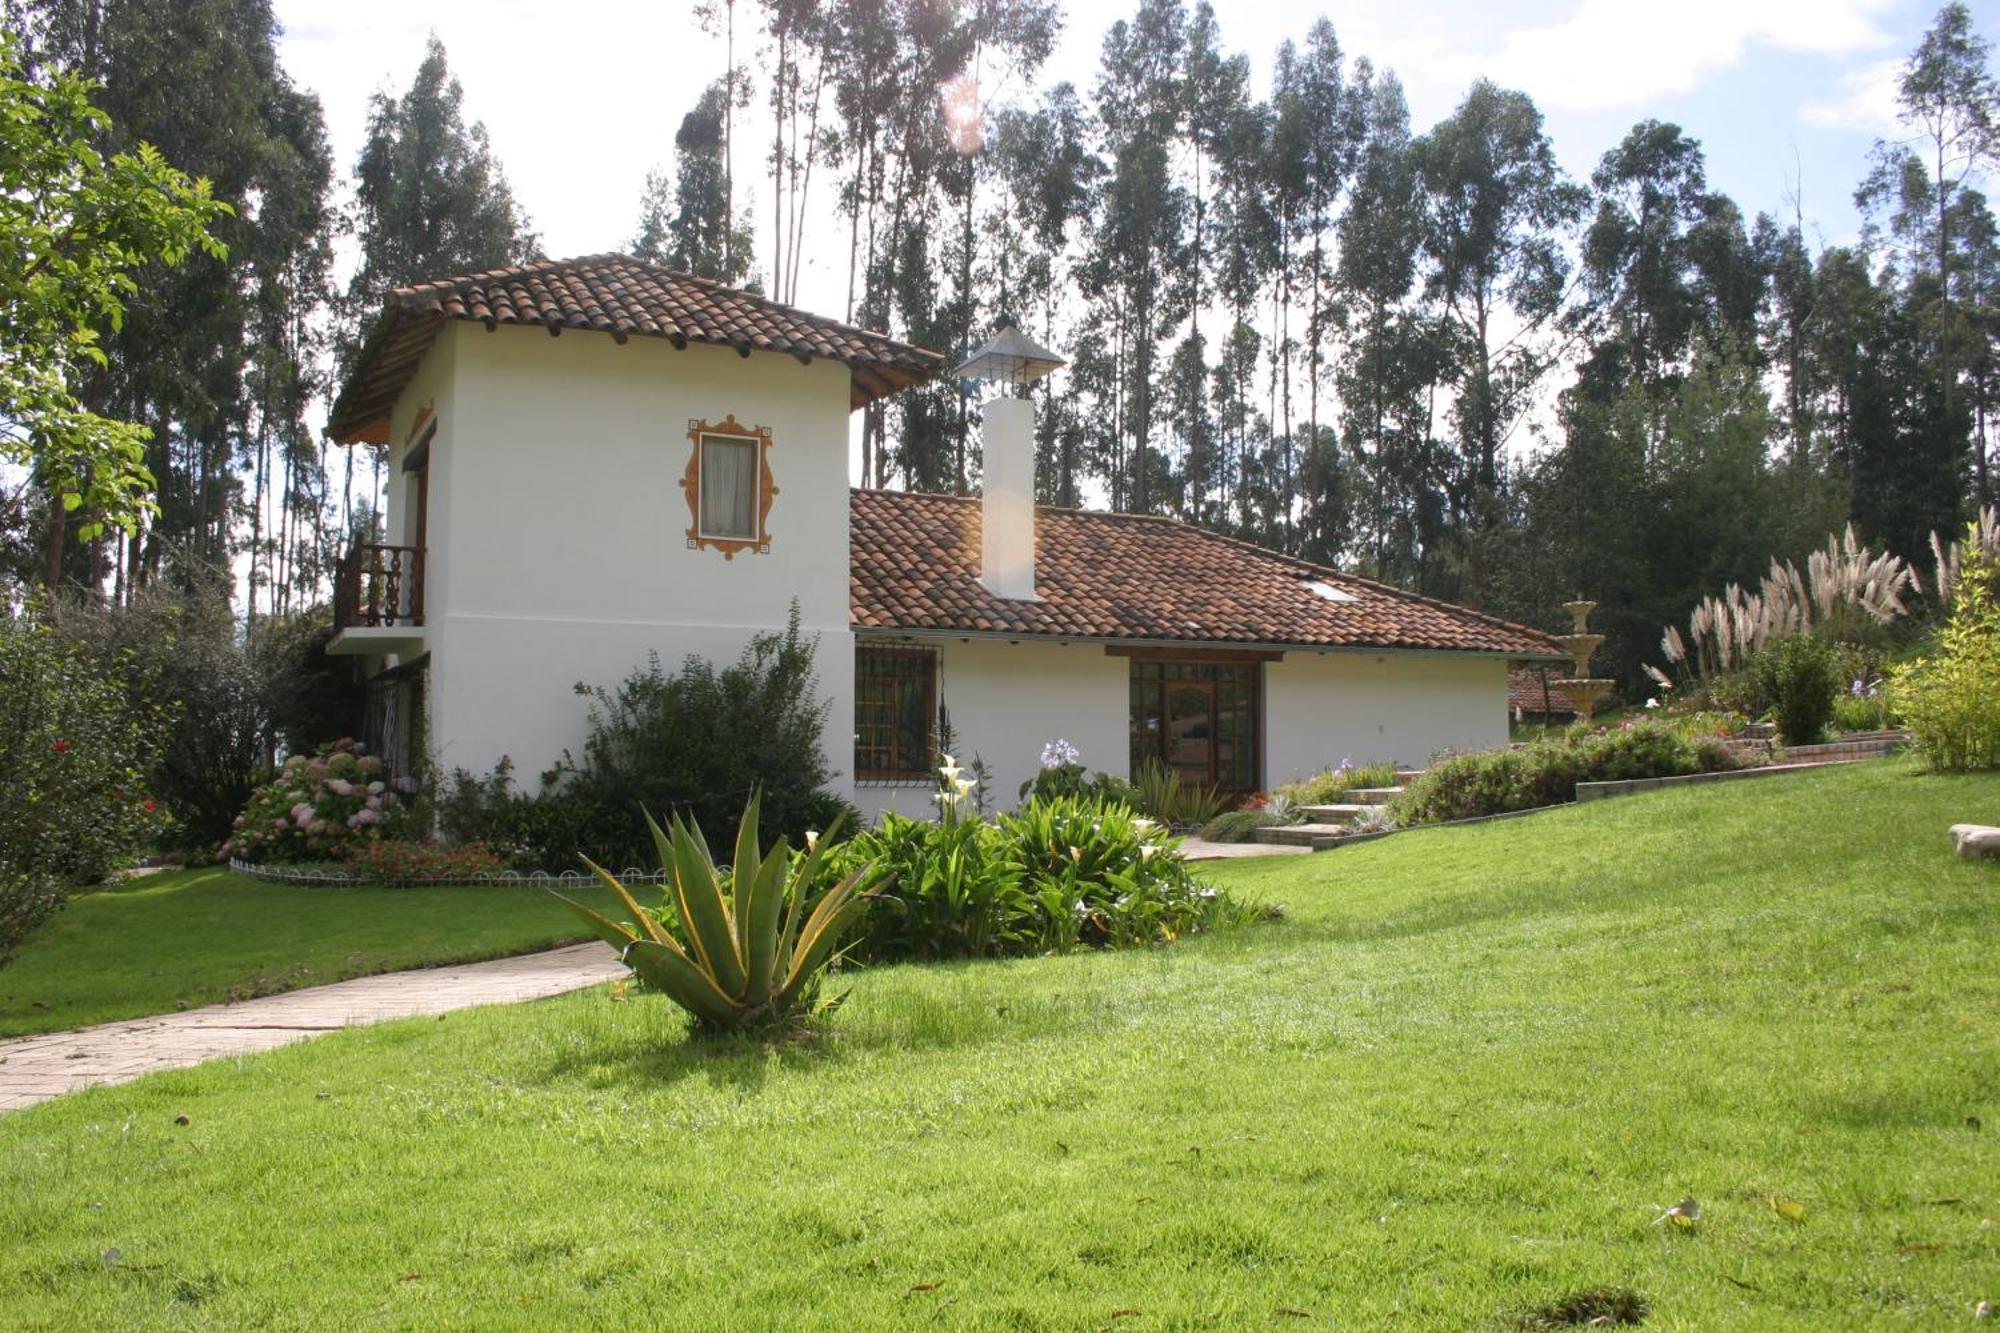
[{"xmin": 1252, "ymin": 771, "xmax": 1420, "ymax": 850}]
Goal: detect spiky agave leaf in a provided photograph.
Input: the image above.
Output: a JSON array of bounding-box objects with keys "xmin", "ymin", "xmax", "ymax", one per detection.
[
  {"xmin": 622, "ymin": 939, "xmax": 741, "ymax": 1026},
  {"xmin": 653, "ymin": 810, "xmax": 747, "ymax": 999},
  {"xmin": 579, "ymin": 855, "xmax": 674, "ymax": 945}
]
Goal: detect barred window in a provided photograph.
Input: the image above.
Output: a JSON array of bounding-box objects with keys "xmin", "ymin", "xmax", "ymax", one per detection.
[{"xmin": 855, "ymin": 645, "xmax": 937, "ymax": 781}]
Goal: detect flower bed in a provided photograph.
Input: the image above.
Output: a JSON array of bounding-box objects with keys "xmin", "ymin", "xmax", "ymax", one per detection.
[{"xmin": 220, "ymin": 739, "xmax": 413, "ymax": 863}]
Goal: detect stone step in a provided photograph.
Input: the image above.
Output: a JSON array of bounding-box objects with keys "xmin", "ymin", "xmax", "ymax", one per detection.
[
  {"xmin": 1252, "ymin": 823, "xmax": 1353, "ymax": 849},
  {"xmin": 1345, "ymin": 786, "xmax": 1403, "ymax": 804},
  {"xmin": 1395, "ymin": 769, "xmax": 1426, "ymax": 784},
  {"xmin": 1300, "ymin": 803, "xmax": 1376, "ymax": 825}
]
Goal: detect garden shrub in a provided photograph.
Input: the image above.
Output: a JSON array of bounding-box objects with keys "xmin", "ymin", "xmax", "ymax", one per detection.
[
  {"xmin": 1392, "ymin": 720, "xmax": 1736, "ymax": 825},
  {"xmin": 1830, "ymin": 688, "xmax": 1895, "ymax": 735},
  {"xmin": 1275, "ymin": 759, "xmax": 1400, "ymax": 805},
  {"xmin": 555, "ymin": 607, "xmax": 856, "ymax": 863},
  {"xmin": 436, "ymin": 757, "xmax": 621, "ymax": 872},
  {"xmin": 345, "ymin": 839, "xmax": 509, "ymax": 884},
  {"xmin": 818, "ymin": 791, "xmax": 1250, "ymax": 962},
  {"xmin": 249, "ymin": 606, "xmax": 369, "ymax": 758},
  {"xmin": 0, "ymin": 612, "xmax": 167, "ymax": 964},
  {"xmin": 1198, "ymin": 809, "xmax": 1284, "ymax": 843},
  {"xmin": 221, "ymin": 739, "xmax": 413, "ymax": 863},
  {"xmin": 1893, "ymin": 545, "xmax": 2000, "ymax": 770},
  {"xmin": 1752, "ymin": 634, "xmax": 1839, "ymax": 745},
  {"xmin": 52, "ymin": 583, "xmax": 262, "ymax": 851}
]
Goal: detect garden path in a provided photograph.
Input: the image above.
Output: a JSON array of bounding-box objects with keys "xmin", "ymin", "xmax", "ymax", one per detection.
[{"xmin": 0, "ymin": 942, "xmax": 623, "ymax": 1113}]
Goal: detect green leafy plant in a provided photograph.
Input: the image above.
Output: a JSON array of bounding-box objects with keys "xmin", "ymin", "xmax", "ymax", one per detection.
[
  {"xmin": 1892, "ymin": 544, "xmax": 2000, "ymax": 771},
  {"xmin": 1130, "ymin": 758, "xmax": 1228, "ymax": 828},
  {"xmin": 554, "ymin": 793, "xmax": 880, "ymax": 1032},
  {"xmin": 1392, "ymin": 721, "xmax": 1737, "ymax": 825},
  {"xmin": 0, "ymin": 611, "xmax": 168, "ymax": 965},
  {"xmin": 554, "ymin": 606, "xmax": 857, "ymax": 863},
  {"xmin": 832, "ymin": 809, "xmax": 1028, "ymax": 959},
  {"xmin": 1752, "ymin": 634, "xmax": 1839, "ymax": 745},
  {"xmin": 997, "ymin": 795, "xmax": 1240, "ymax": 951}
]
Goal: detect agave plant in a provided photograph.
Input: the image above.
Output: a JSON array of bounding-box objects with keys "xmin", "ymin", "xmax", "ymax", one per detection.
[{"xmin": 553, "ymin": 793, "xmax": 881, "ymax": 1031}]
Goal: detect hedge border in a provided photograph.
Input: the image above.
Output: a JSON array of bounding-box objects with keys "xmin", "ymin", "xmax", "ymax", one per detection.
[{"xmin": 228, "ymin": 859, "xmax": 671, "ymax": 890}]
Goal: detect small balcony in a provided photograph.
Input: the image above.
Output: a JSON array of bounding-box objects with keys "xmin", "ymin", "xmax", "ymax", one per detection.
[{"xmin": 328, "ymin": 543, "xmax": 426, "ymax": 657}]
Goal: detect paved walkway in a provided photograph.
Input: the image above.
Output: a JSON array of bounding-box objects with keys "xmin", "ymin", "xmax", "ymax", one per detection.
[
  {"xmin": 0, "ymin": 942, "xmax": 624, "ymax": 1113},
  {"xmin": 1179, "ymin": 836, "xmax": 1311, "ymax": 860}
]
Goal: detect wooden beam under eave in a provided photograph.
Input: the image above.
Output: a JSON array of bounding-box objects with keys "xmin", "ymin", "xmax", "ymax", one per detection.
[{"xmin": 1104, "ymin": 644, "xmax": 1285, "ymax": 663}]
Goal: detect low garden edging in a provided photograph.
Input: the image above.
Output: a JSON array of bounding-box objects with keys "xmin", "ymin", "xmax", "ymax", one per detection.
[{"xmin": 228, "ymin": 859, "xmax": 672, "ymax": 890}]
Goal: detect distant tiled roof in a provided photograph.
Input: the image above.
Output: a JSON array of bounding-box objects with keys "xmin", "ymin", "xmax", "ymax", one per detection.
[
  {"xmin": 1508, "ymin": 664, "xmax": 1577, "ymax": 714},
  {"xmin": 328, "ymin": 254, "xmax": 945, "ymax": 443},
  {"xmin": 850, "ymin": 488, "xmax": 1568, "ymax": 659}
]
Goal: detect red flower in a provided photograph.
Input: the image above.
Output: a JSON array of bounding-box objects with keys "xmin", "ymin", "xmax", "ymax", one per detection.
[
  {"xmin": 143, "ymin": 799, "xmax": 157, "ymax": 813},
  {"xmin": 52, "ymin": 739, "xmax": 70, "ymax": 753}
]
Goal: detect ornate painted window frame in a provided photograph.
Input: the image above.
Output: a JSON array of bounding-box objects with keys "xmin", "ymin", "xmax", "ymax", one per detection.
[{"xmin": 680, "ymin": 414, "xmax": 778, "ymax": 558}]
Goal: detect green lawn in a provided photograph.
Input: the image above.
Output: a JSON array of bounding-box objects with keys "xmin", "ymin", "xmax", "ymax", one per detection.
[
  {"xmin": 1, "ymin": 760, "xmax": 1995, "ymax": 1328},
  {"xmin": 0, "ymin": 869, "xmax": 618, "ymax": 1038}
]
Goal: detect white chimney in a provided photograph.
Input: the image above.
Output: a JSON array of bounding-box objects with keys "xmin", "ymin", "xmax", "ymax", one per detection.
[
  {"xmin": 954, "ymin": 324, "xmax": 1064, "ymax": 603},
  {"xmin": 979, "ymin": 394, "xmax": 1038, "ymax": 600}
]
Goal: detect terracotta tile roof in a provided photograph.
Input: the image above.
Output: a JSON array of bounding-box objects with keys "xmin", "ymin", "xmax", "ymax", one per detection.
[
  {"xmin": 328, "ymin": 254, "xmax": 945, "ymax": 443},
  {"xmin": 1509, "ymin": 664, "xmax": 1577, "ymax": 714},
  {"xmin": 851, "ymin": 488, "xmax": 1569, "ymax": 659}
]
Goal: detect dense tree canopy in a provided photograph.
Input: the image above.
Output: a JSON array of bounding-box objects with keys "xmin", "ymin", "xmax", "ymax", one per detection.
[{"xmin": 3, "ymin": 0, "xmax": 1994, "ymax": 703}]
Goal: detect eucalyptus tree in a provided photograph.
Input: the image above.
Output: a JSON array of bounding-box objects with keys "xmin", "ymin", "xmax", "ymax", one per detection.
[
  {"xmin": 1089, "ymin": 0, "xmax": 1189, "ymax": 514},
  {"xmin": 672, "ymin": 82, "xmax": 756, "ymax": 283},
  {"xmin": 987, "ymin": 84, "xmax": 1097, "ymax": 504},
  {"xmin": 1859, "ymin": 1, "xmax": 1997, "ymax": 499},
  {"xmin": 341, "ymin": 35, "xmax": 535, "ymax": 544},
  {"xmin": 1271, "ymin": 20, "xmax": 1358, "ymax": 483},
  {"xmin": 1208, "ymin": 86, "xmax": 1277, "ymax": 530},
  {"xmin": 1335, "ymin": 64, "xmax": 1442, "ymax": 584},
  {"xmin": 1411, "ymin": 79, "xmax": 1584, "ymax": 579},
  {"xmin": 342, "ymin": 35, "xmax": 537, "ymax": 369},
  {"xmin": 1170, "ymin": 1, "xmax": 1248, "ymax": 521},
  {"xmin": 10, "ymin": 0, "xmax": 332, "ymax": 598},
  {"xmin": 631, "ymin": 168, "xmax": 673, "ymax": 262},
  {"xmin": 1573, "ymin": 121, "xmax": 1715, "ymax": 402}
]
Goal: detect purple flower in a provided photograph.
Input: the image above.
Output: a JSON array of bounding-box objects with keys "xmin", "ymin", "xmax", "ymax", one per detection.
[{"xmin": 1039, "ymin": 737, "xmax": 1082, "ymax": 769}]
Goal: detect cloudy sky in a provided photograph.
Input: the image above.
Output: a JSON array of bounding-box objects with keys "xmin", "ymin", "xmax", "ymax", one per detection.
[{"xmin": 270, "ymin": 0, "xmax": 1969, "ymax": 322}]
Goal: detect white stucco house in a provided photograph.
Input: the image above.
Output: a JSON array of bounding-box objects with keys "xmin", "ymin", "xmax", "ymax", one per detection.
[{"xmin": 326, "ymin": 254, "xmax": 1565, "ymax": 819}]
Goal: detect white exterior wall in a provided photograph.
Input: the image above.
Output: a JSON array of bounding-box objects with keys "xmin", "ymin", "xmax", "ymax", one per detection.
[
  {"xmin": 857, "ymin": 636, "xmax": 1130, "ymax": 821},
  {"xmin": 394, "ymin": 322, "xmax": 856, "ymax": 786},
  {"xmin": 1263, "ymin": 649, "xmax": 1508, "ymax": 780},
  {"xmin": 853, "ymin": 637, "xmax": 1510, "ymax": 821}
]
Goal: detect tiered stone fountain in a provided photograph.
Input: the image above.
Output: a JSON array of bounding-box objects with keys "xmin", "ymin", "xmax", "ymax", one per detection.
[{"xmin": 1553, "ymin": 599, "xmax": 1614, "ymax": 722}]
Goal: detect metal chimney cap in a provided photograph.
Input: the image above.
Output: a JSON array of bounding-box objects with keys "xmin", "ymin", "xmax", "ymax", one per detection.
[{"xmin": 953, "ymin": 324, "xmax": 1065, "ymax": 386}]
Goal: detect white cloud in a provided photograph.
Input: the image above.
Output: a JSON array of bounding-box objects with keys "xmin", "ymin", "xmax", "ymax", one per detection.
[
  {"xmin": 1477, "ymin": 0, "xmax": 1897, "ymax": 111},
  {"xmin": 1801, "ymin": 56, "xmax": 1904, "ymax": 133}
]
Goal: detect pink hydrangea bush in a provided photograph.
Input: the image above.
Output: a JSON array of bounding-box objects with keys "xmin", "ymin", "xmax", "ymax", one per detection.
[{"xmin": 219, "ymin": 738, "xmax": 413, "ymax": 863}]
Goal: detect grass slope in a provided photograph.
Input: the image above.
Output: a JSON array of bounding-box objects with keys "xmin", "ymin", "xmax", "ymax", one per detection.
[
  {"xmin": 1, "ymin": 761, "xmax": 1995, "ymax": 1329},
  {"xmin": 0, "ymin": 869, "xmax": 617, "ymax": 1038}
]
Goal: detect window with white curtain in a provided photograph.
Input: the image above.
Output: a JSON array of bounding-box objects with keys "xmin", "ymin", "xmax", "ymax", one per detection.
[{"xmin": 699, "ymin": 434, "xmax": 758, "ymax": 539}]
